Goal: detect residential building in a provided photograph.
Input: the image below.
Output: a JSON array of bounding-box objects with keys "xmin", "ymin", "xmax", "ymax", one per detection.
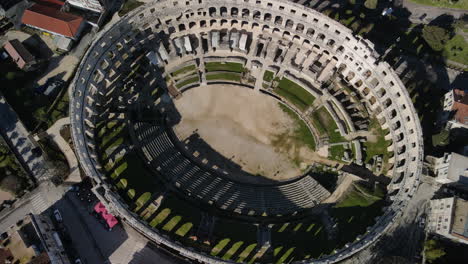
[
  {"xmin": 441, "ymin": 88, "xmax": 468, "ymax": 129},
  {"xmin": 428, "ymin": 197, "xmax": 468, "ymax": 245},
  {"xmin": 66, "ymin": 0, "xmax": 103, "ymax": 13},
  {"xmin": 3, "ymin": 39, "xmax": 36, "ymax": 70},
  {"xmin": 426, "ymin": 152, "xmax": 468, "ymax": 189},
  {"xmin": 0, "ymin": 0, "xmax": 30, "ymax": 25},
  {"xmin": 21, "ymin": 3, "xmax": 85, "ymax": 40}
]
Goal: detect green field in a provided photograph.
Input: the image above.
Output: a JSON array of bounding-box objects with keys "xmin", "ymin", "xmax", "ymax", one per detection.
[
  {"xmin": 409, "ymin": 0, "xmax": 468, "ymax": 10},
  {"xmin": 171, "ymin": 65, "xmax": 197, "ymax": 77},
  {"xmin": 206, "ymin": 72, "xmax": 242, "ymax": 82},
  {"xmin": 205, "ymin": 62, "xmax": 245, "ymax": 72},
  {"xmin": 278, "ymin": 104, "xmax": 316, "ymax": 151},
  {"xmin": 263, "ymin": 71, "xmax": 274, "ymax": 82},
  {"xmin": 329, "ymin": 145, "xmax": 346, "ymax": 161},
  {"xmin": 442, "ymin": 35, "xmax": 468, "ymax": 65},
  {"xmin": 276, "ymin": 78, "xmax": 316, "ymax": 111},
  {"xmin": 363, "ymin": 118, "xmax": 391, "ymax": 173},
  {"xmin": 311, "ymin": 107, "xmax": 346, "ymax": 143},
  {"xmin": 176, "ymin": 76, "xmax": 200, "ymax": 88}
]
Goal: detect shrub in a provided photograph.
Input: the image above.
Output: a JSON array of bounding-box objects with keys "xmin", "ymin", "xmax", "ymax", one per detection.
[{"xmin": 422, "ymin": 25, "xmax": 450, "ymax": 51}]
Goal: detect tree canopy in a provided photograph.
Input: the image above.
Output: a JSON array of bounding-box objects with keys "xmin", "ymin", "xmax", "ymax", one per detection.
[
  {"xmin": 424, "ymin": 239, "xmax": 446, "ymax": 263},
  {"xmin": 422, "ymin": 25, "xmax": 450, "ymax": 51}
]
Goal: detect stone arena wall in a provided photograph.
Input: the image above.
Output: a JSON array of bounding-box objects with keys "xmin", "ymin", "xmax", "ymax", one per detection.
[{"xmin": 69, "ymin": 0, "xmax": 424, "ymax": 263}]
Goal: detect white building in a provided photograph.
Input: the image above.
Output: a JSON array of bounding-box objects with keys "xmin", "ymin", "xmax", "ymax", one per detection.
[
  {"xmin": 66, "ymin": 0, "xmax": 103, "ymax": 13},
  {"xmin": 441, "ymin": 88, "xmax": 468, "ymax": 130},
  {"xmin": 428, "ymin": 197, "xmax": 468, "ymax": 245},
  {"xmin": 426, "ymin": 153, "xmax": 468, "ymax": 188}
]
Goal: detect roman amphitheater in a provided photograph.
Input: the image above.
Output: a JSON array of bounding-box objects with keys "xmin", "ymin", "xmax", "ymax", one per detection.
[{"xmin": 69, "ymin": 0, "xmax": 423, "ymax": 263}]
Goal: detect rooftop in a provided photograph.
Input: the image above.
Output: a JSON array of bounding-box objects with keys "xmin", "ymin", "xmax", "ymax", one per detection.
[
  {"xmin": 22, "ymin": 3, "xmax": 84, "ymax": 38},
  {"xmin": 452, "ymin": 89, "xmax": 468, "ymax": 126},
  {"xmin": 451, "ymin": 198, "xmax": 468, "ymax": 241}
]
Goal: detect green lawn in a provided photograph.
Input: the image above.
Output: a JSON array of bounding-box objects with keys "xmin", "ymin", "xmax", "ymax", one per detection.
[
  {"xmin": 331, "ymin": 183, "xmax": 387, "ymax": 247},
  {"xmin": 206, "ymin": 72, "xmax": 241, "ymax": 82},
  {"xmin": 442, "ymin": 35, "xmax": 468, "ymax": 65},
  {"xmin": 363, "ymin": 118, "xmax": 391, "ymax": 172},
  {"xmin": 205, "ymin": 62, "xmax": 244, "ymax": 72},
  {"xmin": 278, "ymin": 104, "xmax": 316, "ymax": 151},
  {"xmin": 329, "ymin": 145, "xmax": 346, "ymax": 161},
  {"xmin": 335, "ymin": 183, "xmax": 385, "ymax": 208},
  {"xmin": 276, "ymin": 78, "xmax": 315, "ymax": 111},
  {"xmin": 408, "ymin": 0, "xmax": 468, "ymax": 10},
  {"xmin": 263, "ymin": 71, "xmax": 274, "ymax": 82},
  {"xmin": 311, "ymin": 107, "xmax": 346, "ymax": 143},
  {"xmin": 171, "ymin": 65, "xmax": 197, "ymax": 77},
  {"xmin": 119, "ymin": 0, "xmax": 144, "ymax": 16},
  {"xmin": 0, "ymin": 140, "xmax": 29, "ymax": 195},
  {"xmin": 175, "ymin": 76, "xmax": 200, "ymax": 88}
]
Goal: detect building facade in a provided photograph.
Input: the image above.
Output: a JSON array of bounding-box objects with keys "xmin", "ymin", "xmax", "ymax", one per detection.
[
  {"xmin": 428, "ymin": 197, "xmax": 468, "ymax": 245},
  {"xmin": 426, "ymin": 152, "xmax": 468, "ymax": 188},
  {"xmin": 441, "ymin": 88, "xmax": 468, "ymax": 130}
]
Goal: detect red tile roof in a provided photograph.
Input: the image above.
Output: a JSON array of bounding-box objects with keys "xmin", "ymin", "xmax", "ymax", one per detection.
[
  {"xmin": 452, "ymin": 89, "xmax": 468, "ymax": 126},
  {"xmin": 22, "ymin": 4, "xmax": 84, "ymax": 38}
]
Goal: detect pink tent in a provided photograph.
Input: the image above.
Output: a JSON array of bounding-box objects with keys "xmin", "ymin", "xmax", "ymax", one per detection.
[
  {"xmin": 94, "ymin": 202, "xmax": 108, "ymax": 214},
  {"xmin": 103, "ymin": 213, "xmax": 119, "ymax": 229}
]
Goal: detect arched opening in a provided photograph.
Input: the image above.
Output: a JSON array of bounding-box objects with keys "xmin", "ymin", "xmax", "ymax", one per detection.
[
  {"xmin": 209, "ymin": 7, "xmax": 216, "ymax": 16},
  {"xmin": 189, "ymin": 22, "xmax": 196, "ymax": 29},
  {"xmin": 242, "ymin": 9, "xmax": 249, "ymax": 18},
  {"xmin": 296, "ymin": 23, "xmax": 304, "ymax": 33},
  {"xmin": 285, "ymin": 19, "xmax": 294, "ymax": 29},
  {"xmin": 306, "ymin": 28, "xmax": 315, "ymax": 37},
  {"xmin": 178, "ymin": 24, "xmax": 186, "ymax": 31},
  {"xmin": 220, "ymin": 6, "xmax": 228, "ymax": 16},
  {"xmin": 231, "ymin": 7, "xmax": 239, "ymax": 16},
  {"xmin": 221, "ymin": 19, "xmax": 228, "ymax": 26},
  {"xmin": 253, "ymin": 11, "xmax": 261, "ymax": 19},
  {"xmin": 274, "ymin": 16, "xmax": 283, "ymax": 25},
  {"xmin": 264, "ymin": 13, "xmax": 272, "ymax": 22},
  {"xmin": 327, "ymin": 39, "xmax": 335, "ymax": 48}
]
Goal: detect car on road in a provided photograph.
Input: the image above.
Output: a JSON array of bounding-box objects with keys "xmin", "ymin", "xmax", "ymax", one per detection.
[{"xmin": 54, "ymin": 209, "xmax": 63, "ymax": 223}]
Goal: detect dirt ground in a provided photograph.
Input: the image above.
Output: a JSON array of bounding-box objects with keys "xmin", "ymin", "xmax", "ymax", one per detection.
[
  {"xmin": 173, "ymin": 85, "xmax": 319, "ymax": 181},
  {"xmin": 0, "ymin": 189, "xmax": 14, "ymax": 203}
]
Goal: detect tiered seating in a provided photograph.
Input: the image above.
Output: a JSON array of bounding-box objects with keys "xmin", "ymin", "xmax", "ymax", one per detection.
[{"xmin": 133, "ymin": 122, "xmax": 331, "ymax": 216}]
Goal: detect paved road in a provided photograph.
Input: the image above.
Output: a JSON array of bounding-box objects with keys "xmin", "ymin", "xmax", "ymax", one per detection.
[
  {"xmin": 0, "ymin": 94, "xmax": 50, "ymax": 183},
  {"xmin": 36, "ymin": 117, "xmax": 81, "ymax": 183},
  {"xmin": 402, "ymin": 0, "xmax": 467, "ymax": 23},
  {"xmin": 0, "ymin": 183, "xmax": 66, "ymax": 231}
]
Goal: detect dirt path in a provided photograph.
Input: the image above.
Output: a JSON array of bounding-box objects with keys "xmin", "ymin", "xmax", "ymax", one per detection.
[
  {"xmin": 322, "ymin": 173, "xmax": 360, "ymax": 204},
  {"xmin": 174, "ymin": 85, "xmax": 318, "ymax": 181}
]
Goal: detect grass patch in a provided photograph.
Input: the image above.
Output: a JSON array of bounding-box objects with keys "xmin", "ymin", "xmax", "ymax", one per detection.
[
  {"xmin": 162, "ymin": 215, "xmax": 182, "ymax": 232},
  {"xmin": 119, "ymin": 0, "xmax": 144, "ymax": 16},
  {"xmin": 205, "ymin": 62, "xmax": 244, "ymax": 72},
  {"xmin": 442, "ymin": 35, "xmax": 468, "ymax": 65},
  {"xmin": 335, "ymin": 183, "xmax": 385, "ymax": 208},
  {"xmin": 311, "ymin": 107, "xmax": 346, "ymax": 143},
  {"xmin": 237, "ymin": 243, "xmax": 257, "ymax": 262},
  {"xmin": 175, "ymin": 76, "xmax": 199, "ymax": 88},
  {"xmin": 363, "ymin": 118, "xmax": 391, "ymax": 173},
  {"xmin": 211, "ymin": 238, "xmax": 231, "ymax": 256},
  {"xmin": 329, "ymin": 145, "xmax": 346, "ymax": 161},
  {"xmin": 206, "ymin": 72, "xmax": 241, "ymax": 82},
  {"xmin": 278, "ymin": 104, "xmax": 316, "ymax": 151},
  {"xmin": 263, "ymin": 70, "xmax": 274, "ymax": 82},
  {"xmin": 276, "ymin": 78, "xmax": 315, "ymax": 111},
  {"xmin": 408, "ymin": 0, "xmax": 468, "ymax": 10},
  {"xmin": 149, "ymin": 208, "xmax": 171, "ymax": 227},
  {"xmin": 222, "ymin": 241, "xmax": 244, "ymax": 260},
  {"xmin": 175, "ymin": 223, "xmax": 193, "ymax": 237},
  {"xmin": 171, "ymin": 65, "xmax": 197, "ymax": 77}
]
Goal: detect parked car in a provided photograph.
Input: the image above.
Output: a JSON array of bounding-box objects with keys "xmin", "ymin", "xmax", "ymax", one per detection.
[{"xmin": 53, "ymin": 209, "xmax": 63, "ymax": 223}]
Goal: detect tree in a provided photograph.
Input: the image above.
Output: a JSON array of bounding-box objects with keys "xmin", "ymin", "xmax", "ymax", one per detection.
[
  {"xmin": 364, "ymin": 0, "xmax": 378, "ymax": 9},
  {"xmin": 422, "ymin": 25, "xmax": 450, "ymax": 51},
  {"xmin": 424, "ymin": 239, "xmax": 446, "ymax": 263}
]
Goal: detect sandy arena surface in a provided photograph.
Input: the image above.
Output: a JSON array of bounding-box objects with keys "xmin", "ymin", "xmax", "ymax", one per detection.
[{"xmin": 173, "ymin": 85, "xmax": 317, "ymax": 181}]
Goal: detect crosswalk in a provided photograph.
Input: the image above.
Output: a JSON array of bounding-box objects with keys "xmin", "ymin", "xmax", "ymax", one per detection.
[{"xmin": 29, "ymin": 192, "xmax": 49, "ymax": 214}]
